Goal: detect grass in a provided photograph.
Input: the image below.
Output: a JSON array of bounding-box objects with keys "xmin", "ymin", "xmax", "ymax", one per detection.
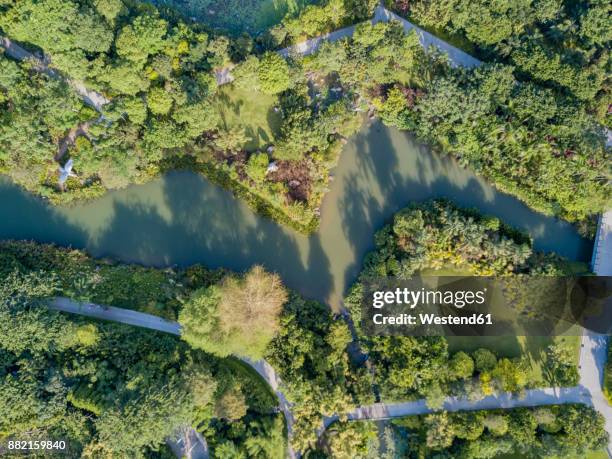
[
  {"xmin": 420, "ymin": 264, "xmax": 583, "ymax": 387},
  {"xmin": 149, "ymin": 0, "xmax": 316, "ymax": 35},
  {"xmin": 447, "ymin": 334, "xmax": 582, "ymax": 386},
  {"xmin": 604, "ymin": 341, "xmax": 612, "ymax": 404},
  {"xmin": 213, "ymin": 84, "xmax": 282, "ymax": 152}
]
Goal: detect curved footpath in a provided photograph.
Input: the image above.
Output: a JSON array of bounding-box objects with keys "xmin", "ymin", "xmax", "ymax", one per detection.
[
  {"xmin": 8, "ymin": 3, "xmax": 611, "ymax": 455},
  {"xmin": 48, "ymin": 297, "xmax": 296, "ymax": 459},
  {"xmin": 0, "ymin": 36, "xmax": 109, "ymax": 111},
  {"xmin": 48, "ymin": 296, "xmax": 612, "ymax": 457}
]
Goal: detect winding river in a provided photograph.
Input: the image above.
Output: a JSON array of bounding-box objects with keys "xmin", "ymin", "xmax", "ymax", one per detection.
[{"xmin": 0, "ymin": 121, "xmax": 591, "ymax": 309}]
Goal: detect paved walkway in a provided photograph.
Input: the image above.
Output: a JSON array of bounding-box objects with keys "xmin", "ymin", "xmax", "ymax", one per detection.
[
  {"xmin": 592, "ymin": 211, "xmax": 612, "ymax": 276},
  {"xmin": 0, "ymin": 36, "xmax": 109, "ymax": 111},
  {"xmin": 47, "ymin": 297, "xmax": 297, "ymax": 459},
  {"xmin": 167, "ymin": 426, "xmax": 210, "ymax": 459}
]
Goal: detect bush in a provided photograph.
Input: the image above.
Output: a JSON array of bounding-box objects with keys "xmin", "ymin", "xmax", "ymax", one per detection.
[{"xmin": 258, "ymin": 53, "xmax": 291, "ymax": 95}]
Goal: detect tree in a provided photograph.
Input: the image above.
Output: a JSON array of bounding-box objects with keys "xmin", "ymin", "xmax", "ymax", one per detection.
[
  {"xmin": 325, "ymin": 421, "xmax": 378, "ymax": 459},
  {"xmin": 94, "ymin": 0, "xmax": 124, "ymax": 23},
  {"xmin": 179, "ymin": 266, "xmax": 287, "ymax": 360},
  {"xmin": 258, "ymin": 53, "xmax": 291, "ymax": 95},
  {"xmin": 213, "ymin": 126, "xmax": 251, "ymax": 153},
  {"xmin": 178, "ymin": 286, "xmax": 226, "ymax": 356},
  {"xmin": 491, "ymin": 358, "xmax": 528, "ymax": 392},
  {"xmin": 451, "ymin": 412, "xmax": 485, "ymax": 440},
  {"xmin": 425, "ymin": 412, "xmax": 455, "ymax": 450},
  {"xmin": 483, "ymin": 413, "xmax": 509, "ymax": 435},
  {"xmin": 233, "ymin": 55, "xmax": 261, "ymax": 91},
  {"xmin": 94, "ymin": 385, "xmax": 193, "ymax": 455},
  {"xmin": 214, "ymin": 384, "xmax": 247, "ymax": 420},
  {"xmin": 172, "ymin": 101, "xmax": 221, "ymax": 139},
  {"xmin": 147, "ymin": 87, "xmax": 174, "ymax": 116},
  {"xmin": 217, "ymin": 266, "xmax": 287, "ymax": 359},
  {"xmin": 449, "ymin": 351, "xmax": 475, "ymax": 380},
  {"xmin": 115, "ymin": 14, "xmax": 167, "ymax": 65},
  {"xmin": 473, "ymin": 348, "xmax": 497, "ymax": 372}
]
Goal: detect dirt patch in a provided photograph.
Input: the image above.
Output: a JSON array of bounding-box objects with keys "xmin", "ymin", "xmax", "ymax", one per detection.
[{"xmin": 267, "ymin": 159, "xmax": 312, "ymax": 203}]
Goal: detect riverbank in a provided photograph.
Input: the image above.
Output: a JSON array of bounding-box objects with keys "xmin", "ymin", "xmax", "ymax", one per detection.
[{"xmin": 0, "ymin": 122, "xmax": 591, "ymax": 309}]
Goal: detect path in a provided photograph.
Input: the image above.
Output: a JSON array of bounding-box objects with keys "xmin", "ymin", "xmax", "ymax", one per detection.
[
  {"xmin": 0, "ymin": 36, "xmax": 109, "ymax": 111},
  {"xmin": 323, "ymin": 386, "xmax": 587, "ymax": 428},
  {"xmin": 167, "ymin": 426, "xmax": 210, "ymax": 459},
  {"xmin": 321, "ymin": 331, "xmax": 612, "ymax": 451},
  {"xmin": 592, "ymin": 211, "xmax": 612, "ymax": 277},
  {"xmin": 47, "ymin": 297, "xmax": 297, "ymax": 459}
]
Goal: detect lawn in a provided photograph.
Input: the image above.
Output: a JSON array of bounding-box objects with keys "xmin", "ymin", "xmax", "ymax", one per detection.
[
  {"xmin": 420, "ymin": 264, "xmax": 583, "ymax": 386},
  {"xmin": 213, "ymin": 84, "xmax": 282, "ymax": 152},
  {"xmin": 447, "ymin": 333, "xmax": 582, "ymax": 386},
  {"xmin": 604, "ymin": 341, "xmax": 612, "ymax": 404},
  {"xmin": 149, "ymin": 0, "xmax": 316, "ymax": 35}
]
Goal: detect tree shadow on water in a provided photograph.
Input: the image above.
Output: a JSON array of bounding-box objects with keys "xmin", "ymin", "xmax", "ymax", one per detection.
[
  {"xmin": 332, "ymin": 122, "xmax": 591, "ymax": 305},
  {"xmin": 82, "ymin": 171, "xmax": 335, "ymax": 305},
  {"xmin": 0, "ymin": 178, "xmax": 88, "ymax": 248}
]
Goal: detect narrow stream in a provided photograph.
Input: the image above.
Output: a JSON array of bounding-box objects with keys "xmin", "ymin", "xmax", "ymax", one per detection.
[{"xmin": 0, "ymin": 121, "xmax": 591, "ymax": 308}]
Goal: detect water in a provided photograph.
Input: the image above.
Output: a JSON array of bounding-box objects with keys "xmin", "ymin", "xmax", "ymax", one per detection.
[{"xmin": 0, "ymin": 121, "xmax": 591, "ymax": 308}]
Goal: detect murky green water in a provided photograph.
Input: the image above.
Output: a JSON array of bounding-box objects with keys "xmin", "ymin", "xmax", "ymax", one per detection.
[{"xmin": 0, "ymin": 121, "xmax": 591, "ymax": 308}]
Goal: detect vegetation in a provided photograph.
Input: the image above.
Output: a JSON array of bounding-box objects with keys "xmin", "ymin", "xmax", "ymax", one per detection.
[
  {"xmin": 179, "ymin": 265, "xmax": 288, "ymax": 360},
  {"xmin": 302, "ymin": 20, "xmax": 609, "ymax": 222},
  {"xmin": 0, "ymin": 265, "xmax": 280, "ymax": 456},
  {"xmin": 448, "ymin": 335, "xmax": 581, "ymax": 388},
  {"xmin": 1, "ymin": 0, "xmax": 608, "ymax": 230},
  {"xmin": 321, "ymin": 404, "xmax": 608, "ymax": 458},
  {"xmin": 0, "ymin": 240, "xmax": 373, "ymax": 452},
  {"xmin": 266, "ymin": 294, "xmax": 374, "ymax": 451},
  {"xmin": 345, "ymin": 200, "xmax": 583, "ymax": 402},
  {"xmin": 604, "ymin": 340, "xmax": 612, "ymax": 404},
  {"xmin": 147, "ymin": 0, "xmax": 314, "ymax": 36},
  {"xmin": 386, "ymin": 0, "xmax": 611, "ymax": 128}
]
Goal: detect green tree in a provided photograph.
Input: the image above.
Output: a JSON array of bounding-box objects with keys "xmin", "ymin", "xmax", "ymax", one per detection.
[
  {"xmin": 473, "ymin": 348, "xmax": 497, "ymax": 372},
  {"xmin": 258, "ymin": 53, "xmax": 291, "ymax": 95},
  {"xmin": 213, "ymin": 126, "xmax": 251, "ymax": 153},
  {"xmin": 115, "ymin": 14, "xmax": 167, "ymax": 65},
  {"xmin": 425, "ymin": 412, "xmax": 455, "ymax": 450},
  {"xmin": 94, "ymin": 0, "xmax": 124, "ymax": 23},
  {"xmin": 147, "ymin": 87, "xmax": 174, "ymax": 116},
  {"xmin": 214, "ymin": 384, "xmax": 247, "ymax": 420},
  {"xmin": 179, "ymin": 266, "xmax": 287, "ymax": 360}
]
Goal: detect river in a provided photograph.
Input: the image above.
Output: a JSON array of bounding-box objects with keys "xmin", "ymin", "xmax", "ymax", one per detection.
[{"xmin": 0, "ymin": 121, "xmax": 591, "ymax": 308}]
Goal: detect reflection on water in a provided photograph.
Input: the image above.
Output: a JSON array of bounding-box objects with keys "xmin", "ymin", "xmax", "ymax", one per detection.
[{"xmin": 0, "ymin": 121, "xmax": 591, "ymax": 309}]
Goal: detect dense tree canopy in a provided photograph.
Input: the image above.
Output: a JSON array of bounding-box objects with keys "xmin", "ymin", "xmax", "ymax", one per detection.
[
  {"xmin": 388, "ymin": 0, "xmax": 611, "ymax": 127},
  {"xmin": 1, "ymin": 0, "xmax": 608, "ymax": 229},
  {"xmin": 179, "ymin": 265, "xmax": 288, "ymax": 360},
  {"xmin": 345, "ymin": 200, "xmax": 581, "ymax": 401},
  {"xmin": 321, "ymin": 404, "xmax": 608, "ymax": 458}
]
